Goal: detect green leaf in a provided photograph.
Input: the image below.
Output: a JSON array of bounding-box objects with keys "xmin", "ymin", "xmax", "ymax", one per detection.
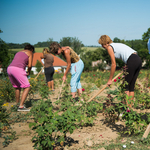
[{"xmin": 29, "ymin": 122, "xmax": 37, "ymax": 128}]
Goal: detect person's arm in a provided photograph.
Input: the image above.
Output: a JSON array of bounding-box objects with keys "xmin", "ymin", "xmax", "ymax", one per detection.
[
  {"xmin": 27, "ymin": 51, "xmax": 33, "ymax": 75},
  {"xmin": 40, "ymin": 54, "xmax": 44, "ymax": 59},
  {"xmin": 62, "ymin": 49, "xmax": 71, "ymax": 81},
  {"xmin": 107, "ymin": 45, "xmax": 116, "ymax": 86}
]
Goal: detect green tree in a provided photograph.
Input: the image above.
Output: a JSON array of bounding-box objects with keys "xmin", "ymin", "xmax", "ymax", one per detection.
[
  {"xmin": 35, "ymin": 60, "xmax": 43, "ymax": 73},
  {"xmin": 60, "ymin": 37, "xmax": 84, "ymax": 54},
  {"xmin": 142, "ymin": 27, "xmax": 150, "ymax": 42},
  {"xmin": 113, "ymin": 37, "xmax": 121, "ymax": 43},
  {"xmin": 80, "ymin": 47, "xmax": 108, "ymax": 71},
  {"xmin": 47, "ymin": 38, "xmax": 54, "ymax": 48},
  {"xmin": 0, "ymin": 30, "xmax": 14, "ymax": 76}
]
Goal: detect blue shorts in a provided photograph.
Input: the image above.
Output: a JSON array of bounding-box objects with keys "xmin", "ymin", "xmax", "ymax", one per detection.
[{"xmin": 70, "ymin": 59, "xmax": 84, "ymax": 92}]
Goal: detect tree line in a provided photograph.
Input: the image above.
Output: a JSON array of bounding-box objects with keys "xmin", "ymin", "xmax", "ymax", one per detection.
[{"xmin": 0, "ymin": 28, "xmax": 150, "ymax": 76}]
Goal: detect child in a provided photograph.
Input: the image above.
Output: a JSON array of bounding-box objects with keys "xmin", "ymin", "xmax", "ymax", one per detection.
[
  {"xmin": 49, "ymin": 42, "xmax": 84, "ymax": 98},
  {"xmin": 40, "ymin": 48, "xmax": 55, "ymax": 90},
  {"xmin": 98, "ymin": 35, "xmax": 142, "ymax": 108}
]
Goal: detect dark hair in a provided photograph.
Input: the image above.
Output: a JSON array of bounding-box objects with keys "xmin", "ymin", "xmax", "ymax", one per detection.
[
  {"xmin": 49, "ymin": 42, "xmax": 61, "ymax": 54},
  {"xmin": 24, "ymin": 44, "xmax": 35, "ymax": 52}
]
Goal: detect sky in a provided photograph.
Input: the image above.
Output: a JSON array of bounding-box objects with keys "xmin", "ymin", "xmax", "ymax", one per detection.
[{"xmin": 0, "ymin": 0, "xmax": 150, "ymax": 46}]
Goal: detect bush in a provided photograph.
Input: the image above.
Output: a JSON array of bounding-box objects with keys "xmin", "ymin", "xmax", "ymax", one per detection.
[{"xmin": 0, "ymin": 77, "xmax": 15, "ymax": 102}]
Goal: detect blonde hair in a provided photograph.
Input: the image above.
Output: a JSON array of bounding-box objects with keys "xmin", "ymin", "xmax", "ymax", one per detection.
[
  {"xmin": 43, "ymin": 48, "xmax": 50, "ymax": 54},
  {"xmin": 98, "ymin": 35, "xmax": 113, "ymax": 45}
]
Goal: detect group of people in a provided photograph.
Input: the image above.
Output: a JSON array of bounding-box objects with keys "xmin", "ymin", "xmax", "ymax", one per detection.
[{"xmin": 7, "ymin": 35, "xmax": 150, "ymax": 111}]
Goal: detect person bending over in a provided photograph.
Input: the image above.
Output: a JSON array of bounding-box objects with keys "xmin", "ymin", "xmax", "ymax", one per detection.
[
  {"xmin": 7, "ymin": 44, "xmax": 34, "ymax": 111},
  {"xmin": 98, "ymin": 35, "xmax": 142, "ymax": 108},
  {"xmin": 49, "ymin": 42, "xmax": 84, "ymax": 98}
]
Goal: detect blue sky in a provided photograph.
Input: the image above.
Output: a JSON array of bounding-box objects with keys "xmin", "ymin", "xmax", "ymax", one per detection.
[{"xmin": 0, "ymin": 0, "xmax": 150, "ymax": 46}]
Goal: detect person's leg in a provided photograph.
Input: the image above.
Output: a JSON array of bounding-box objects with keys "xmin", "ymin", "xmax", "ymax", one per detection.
[
  {"xmin": 15, "ymin": 88, "xmax": 21, "ymax": 104},
  {"xmin": 129, "ymin": 91, "xmax": 134, "ymax": 107},
  {"xmin": 45, "ymin": 67, "xmax": 51, "ymax": 90},
  {"xmin": 76, "ymin": 60, "xmax": 84, "ymax": 96},
  {"xmin": 14, "ymin": 68, "xmax": 30, "ymax": 109},
  {"xmin": 125, "ymin": 54, "xmax": 142, "ymax": 108},
  {"xmin": 70, "ymin": 60, "xmax": 84, "ymax": 98},
  {"xmin": 50, "ymin": 80, "xmax": 54, "ymax": 90},
  {"xmin": 71, "ymin": 92, "xmax": 76, "ymax": 98},
  {"xmin": 47, "ymin": 81, "xmax": 51, "ymax": 89},
  {"xmin": 19, "ymin": 87, "xmax": 31, "ymax": 107},
  {"xmin": 77, "ymin": 88, "xmax": 82, "ymax": 96},
  {"xmin": 125, "ymin": 91, "xmax": 133, "ymax": 108},
  {"xmin": 70, "ymin": 70, "xmax": 77, "ymax": 98},
  {"xmin": 50, "ymin": 67, "xmax": 55, "ymax": 90}
]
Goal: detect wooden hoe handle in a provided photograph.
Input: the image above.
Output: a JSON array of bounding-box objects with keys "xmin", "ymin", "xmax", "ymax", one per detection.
[
  {"xmin": 58, "ymin": 80, "xmax": 65, "ymax": 100},
  {"xmin": 141, "ymin": 123, "xmax": 150, "ymax": 140},
  {"xmin": 34, "ymin": 66, "xmax": 44, "ymax": 81},
  {"xmin": 87, "ymin": 71, "xmax": 123, "ymax": 103}
]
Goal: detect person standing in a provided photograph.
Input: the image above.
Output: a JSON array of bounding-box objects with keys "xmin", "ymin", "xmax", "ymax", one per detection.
[
  {"xmin": 49, "ymin": 42, "xmax": 84, "ymax": 98},
  {"xmin": 40, "ymin": 48, "xmax": 55, "ymax": 90},
  {"xmin": 7, "ymin": 44, "xmax": 34, "ymax": 111},
  {"xmin": 98, "ymin": 35, "xmax": 142, "ymax": 108}
]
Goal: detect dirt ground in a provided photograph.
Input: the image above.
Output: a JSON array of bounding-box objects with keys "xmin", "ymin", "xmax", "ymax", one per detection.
[{"xmin": 0, "ymin": 80, "xmax": 149, "ymax": 150}]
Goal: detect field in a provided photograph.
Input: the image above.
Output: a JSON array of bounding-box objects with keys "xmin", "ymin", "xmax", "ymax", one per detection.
[
  {"xmin": 0, "ymin": 70, "xmax": 150, "ymax": 150},
  {"xmin": 10, "ymin": 47, "xmax": 98, "ymax": 53}
]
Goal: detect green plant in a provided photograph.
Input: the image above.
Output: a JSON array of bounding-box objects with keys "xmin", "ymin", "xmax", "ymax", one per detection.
[
  {"xmin": 122, "ymin": 109, "xmax": 147, "ymax": 135},
  {"xmin": 0, "ymin": 77, "xmax": 15, "ymax": 102},
  {"xmin": 0, "ymin": 100, "xmax": 18, "ymax": 147},
  {"xmin": 39, "ymin": 83, "xmax": 50, "ymax": 99},
  {"xmin": 29, "ymin": 81, "xmax": 102, "ymax": 149},
  {"xmin": 2, "ymin": 131, "xmax": 17, "ymax": 147},
  {"xmin": 35, "ymin": 60, "xmax": 43, "ymax": 73},
  {"xmin": 28, "ymin": 77, "xmax": 39, "ymax": 99},
  {"xmin": 29, "ymin": 99, "xmax": 57, "ymax": 150}
]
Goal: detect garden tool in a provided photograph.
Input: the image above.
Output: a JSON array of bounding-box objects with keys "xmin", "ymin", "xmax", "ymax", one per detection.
[
  {"xmin": 57, "ymin": 80, "xmax": 65, "ymax": 100},
  {"xmin": 141, "ymin": 123, "xmax": 150, "ymax": 141},
  {"xmin": 87, "ymin": 71, "xmax": 123, "ymax": 103},
  {"xmin": 34, "ymin": 66, "xmax": 44, "ymax": 81}
]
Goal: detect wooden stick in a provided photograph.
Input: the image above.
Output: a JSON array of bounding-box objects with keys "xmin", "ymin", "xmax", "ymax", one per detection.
[
  {"xmin": 34, "ymin": 66, "xmax": 44, "ymax": 81},
  {"xmin": 58, "ymin": 80, "xmax": 65, "ymax": 100},
  {"xmin": 87, "ymin": 71, "xmax": 123, "ymax": 103},
  {"xmin": 141, "ymin": 123, "xmax": 150, "ymax": 140}
]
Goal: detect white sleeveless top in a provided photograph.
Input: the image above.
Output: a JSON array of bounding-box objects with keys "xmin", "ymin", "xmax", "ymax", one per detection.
[{"xmin": 110, "ymin": 43, "xmax": 137, "ymax": 64}]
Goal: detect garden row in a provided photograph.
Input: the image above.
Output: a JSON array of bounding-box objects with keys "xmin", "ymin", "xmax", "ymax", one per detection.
[{"xmin": 0, "ymin": 69, "xmax": 150, "ymax": 149}]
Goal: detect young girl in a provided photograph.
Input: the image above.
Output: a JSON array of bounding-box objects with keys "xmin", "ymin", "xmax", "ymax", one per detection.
[
  {"xmin": 98, "ymin": 35, "xmax": 142, "ymax": 108},
  {"xmin": 49, "ymin": 42, "xmax": 84, "ymax": 98},
  {"xmin": 40, "ymin": 48, "xmax": 55, "ymax": 90}
]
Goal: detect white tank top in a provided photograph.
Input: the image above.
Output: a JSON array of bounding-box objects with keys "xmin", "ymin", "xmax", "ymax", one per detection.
[{"xmin": 110, "ymin": 43, "xmax": 137, "ymax": 64}]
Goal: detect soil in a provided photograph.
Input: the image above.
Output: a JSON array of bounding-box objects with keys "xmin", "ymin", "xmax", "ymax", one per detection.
[{"xmin": 0, "ymin": 80, "xmax": 150, "ymax": 150}]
